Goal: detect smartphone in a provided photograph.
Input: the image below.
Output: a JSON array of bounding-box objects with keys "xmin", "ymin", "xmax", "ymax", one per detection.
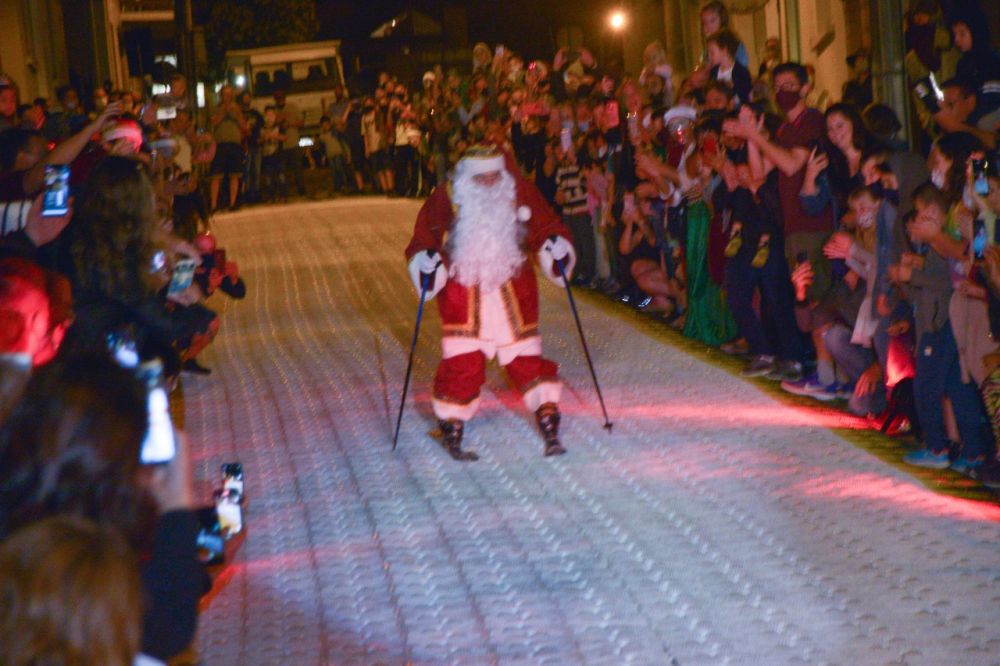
[
  {"xmin": 156, "ymin": 104, "xmax": 177, "ymax": 121},
  {"xmin": 168, "ymin": 258, "xmax": 197, "ymax": 295},
  {"xmin": 42, "ymin": 165, "xmax": 70, "ymax": 217},
  {"xmin": 560, "ymin": 126, "xmax": 572, "ymax": 154},
  {"xmin": 913, "ymin": 77, "xmax": 940, "ymax": 114},
  {"xmin": 972, "ymin": 157, "xmax": 989, "ymax": 196},
  {"xmin": 138, "ymin": 359, "xmax": 176, "ymax": 465},
  {"xmin": 973, "ymin": 218, "xmax": 987, "ymax": 260}
]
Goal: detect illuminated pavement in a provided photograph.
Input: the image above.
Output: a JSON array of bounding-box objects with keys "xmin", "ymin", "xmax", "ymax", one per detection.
[{"xmin": 184, "ymin": 198, "xmax": 1000, "ymax": 665}]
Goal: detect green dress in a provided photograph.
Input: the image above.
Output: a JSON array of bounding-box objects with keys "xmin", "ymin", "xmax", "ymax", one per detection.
[{"xmin": 683, "ymin": 200, "xmax": 737, "ymax": 345}]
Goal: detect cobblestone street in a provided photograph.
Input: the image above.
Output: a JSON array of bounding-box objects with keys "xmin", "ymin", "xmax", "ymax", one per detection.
[{"xmin": 185, "ymin": 198, "xmax": 1000, "ymax": 665}]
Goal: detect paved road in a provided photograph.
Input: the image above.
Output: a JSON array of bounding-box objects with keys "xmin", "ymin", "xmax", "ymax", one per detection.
[{"xmin": 186, "ymin": 198, "xmax": 1000, "ymax": 665}]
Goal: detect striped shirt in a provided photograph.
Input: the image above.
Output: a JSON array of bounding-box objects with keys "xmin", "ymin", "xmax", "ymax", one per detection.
[{"xmin": 556, "ymin": 164, "xmax": 588, "ymax": 216}]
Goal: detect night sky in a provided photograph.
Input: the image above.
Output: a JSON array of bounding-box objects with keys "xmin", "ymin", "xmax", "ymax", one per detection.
[{"xmin": 316, "ymin": 0, "xmax": 626, "ymax": 63}]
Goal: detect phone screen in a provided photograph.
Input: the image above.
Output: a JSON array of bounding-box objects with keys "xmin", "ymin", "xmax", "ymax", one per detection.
[
  {"xmin": 168, "ymin": 258, "xmax": 197, "ymax": 294},
  {"xmin": 156, "ymin": 105, "xmax": 177, "ymax": 121},
  {"xmin": 973, "ymin": 158, "xmax": 989, "ymax": 196},
  {"xmin": 560, "ymin": 127, "xmax": 572, "ymax": 153},
  {"xmin": 973, "ymin": 218, "xmax": 987, "ymax": 260},
  {"xmin": 141, "ymin": 386, "xmax": 176, "ymax": 464},
  {"xmin": 42, "ymin": 165, "xmax": 70, "ymax": 217}
]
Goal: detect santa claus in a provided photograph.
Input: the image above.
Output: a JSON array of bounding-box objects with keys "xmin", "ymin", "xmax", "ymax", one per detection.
[{"xmin": 404, "ymin": 145, "xmax": 576, "ymax": 460}]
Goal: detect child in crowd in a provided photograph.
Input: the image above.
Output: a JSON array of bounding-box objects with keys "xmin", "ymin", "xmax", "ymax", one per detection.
[
  {"xmin": 555, "ymin": 140, "xmax": 594, "ymax": 286},
  {"xmin": 895, "ymin": 184, "xmax": 991, "ymax": 470},
  {"xmin": 259, "ymin": 105, "xmax": 286, "ymax": 202},
  {"xmin": 317, "ymin": 115, "xmax": 352, "ymax": 195},
  {"xmin": 706, "ymin": 30, "xmax": 752, "ymax": 105}
]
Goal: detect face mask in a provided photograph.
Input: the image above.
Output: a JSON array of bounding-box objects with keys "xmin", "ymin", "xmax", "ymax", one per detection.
[
  {"xmin": 775, "ymin": 89, "xmax": 801, "ymax": 113},
  {"xmin": 577, "ymin": 120, "xmax": 590, "ymax": 132},
  {"xmin": 856, "ymin": 210, "xmax": 876, "ymax": 229},
  {"xmin": 931, "ymin": 169, "xmax": 946, "ymax": 189}
]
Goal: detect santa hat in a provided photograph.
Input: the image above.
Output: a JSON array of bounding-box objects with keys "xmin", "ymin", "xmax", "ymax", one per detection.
[{"xmin": 457, "ymin": 144, "xmax": 505, "ymax": 176}]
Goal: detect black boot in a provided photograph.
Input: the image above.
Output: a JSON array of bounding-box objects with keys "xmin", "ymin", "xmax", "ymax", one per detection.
[
  {"xmin": 536, "ymin": 403, "xmax": 566, "ymax": 456},
  {"xmin": 438, "ymin": 419, "xmax": 479, "ymax": 461}
]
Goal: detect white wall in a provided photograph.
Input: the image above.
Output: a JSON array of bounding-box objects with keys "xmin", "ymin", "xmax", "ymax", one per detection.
[{"xmin": 795, "ymin": 0, "xmax": 850, "ymax": 109}]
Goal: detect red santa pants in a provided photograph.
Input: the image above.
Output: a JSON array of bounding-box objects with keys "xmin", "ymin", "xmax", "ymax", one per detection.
[{"xmin": 432, "ymin": 351, "xmax": 561, "ymax": 421}]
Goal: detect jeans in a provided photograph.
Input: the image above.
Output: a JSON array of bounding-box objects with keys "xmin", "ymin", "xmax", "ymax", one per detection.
[
  {"xmin": 243, "ymin": 146, "xmax": 261, "ymax": 202},
  {"xmin": 329, "ymin": 155, "xmax": 349, "ymax": 192},
  {"xmin": 724, "ymin": 249, "xmax": 803, "ymax": 362},
  {"xmin": 564, "ymin": 212, "xmax": 595, "ymax": 282},
  {"xmin": 823, "ymin": 324, "xmax": 886, "ymax": 415},
  {"xmin": 592, "ymin": 207, "xmax": 611, "ymax": 280},
  {"xmin": 394, "ymin": 144, "xmax": 418, "ymax": 195},
  {"xmin": 914, "ymin": 323, "xmax": 989, "ymax": 457},
  {"xmin": 282, "ymin": 147, "xmax": 305, "ymax": 195}
]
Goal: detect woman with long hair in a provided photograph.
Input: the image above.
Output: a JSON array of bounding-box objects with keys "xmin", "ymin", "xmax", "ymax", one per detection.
[
  {"xmin": 58, "ymin": 156, "xmax": 217, "ymax": 373},
  {"xmin": 822, "ymin": 102, "xmax": 878, "ymax": 217}
]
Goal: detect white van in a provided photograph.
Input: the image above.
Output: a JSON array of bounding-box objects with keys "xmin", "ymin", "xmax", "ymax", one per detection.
[{"xmin": 225, "ymin": 40, "xmax": 347, "ymax": 144}]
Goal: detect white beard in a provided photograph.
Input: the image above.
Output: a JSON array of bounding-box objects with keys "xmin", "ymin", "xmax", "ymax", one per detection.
[{"xmin": 448, "ymin": 170, "xmax": 524, "ymax": 293}]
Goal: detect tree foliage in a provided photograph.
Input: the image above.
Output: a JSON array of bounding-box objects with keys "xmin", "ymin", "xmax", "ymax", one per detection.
[{"xmin": 198, "ymin": 0, "xmax": 319, "ymax": 79}]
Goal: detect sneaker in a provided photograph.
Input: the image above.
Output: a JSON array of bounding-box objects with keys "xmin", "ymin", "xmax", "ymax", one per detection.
[
  {"xmin": 902, "ymin": 448, "xmax": 951, "ymax": 469},
  {"xmin": 766, "ymin": 360, "xmax": 803, "ymax": 382},
  {"xmin": 950, "ymin": 456, "xmax": 984, "ymax": 475},
  {"xmin": 740, "ymin": 355, "xmax": 776, "ymax": 378},
  {"xmin": 780, "ymin": 375, "xmax": 837, "ymax": 400},
  {"xmin": 970, "ymin": 458, "xmax": 1000, "ymax": 489}
]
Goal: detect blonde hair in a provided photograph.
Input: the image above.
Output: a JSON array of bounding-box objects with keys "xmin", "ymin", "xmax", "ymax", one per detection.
[{"xmin": 0, "ymin": 516, "xmax": 142, "ymax": 666}]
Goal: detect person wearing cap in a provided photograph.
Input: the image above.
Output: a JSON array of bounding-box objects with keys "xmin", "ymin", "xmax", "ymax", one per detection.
[{"xmin": 404, "ymin": 145, "xmax": 576, "ymax": 460}]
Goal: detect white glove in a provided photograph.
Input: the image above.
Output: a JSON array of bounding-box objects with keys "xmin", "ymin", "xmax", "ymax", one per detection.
[
  {"xmin": 407, "ymin": 249, "xmax": 447, "ymax": 300},
  {"xmin": 537, "ymin": 235, "xmax": 576, "ymax": 286}
]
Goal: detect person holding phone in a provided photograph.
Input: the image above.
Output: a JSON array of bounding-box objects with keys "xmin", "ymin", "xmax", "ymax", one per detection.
[
  {"xmin": 0, "ymin": 354, "xmax": 203, "ymax": 661},
  {"xmin": 893, "ymin": 184, "xmax": 991, "ymax": 472}
]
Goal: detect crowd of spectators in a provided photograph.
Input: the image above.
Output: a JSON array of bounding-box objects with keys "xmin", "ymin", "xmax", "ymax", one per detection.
[
  {"xmin": 0, "ymin": 0, "xmax": 999, "ymax": 663},
  {"xmin": 307, "ymin": 0, "xmax": 1000, "ymax": 489},
  {"xmin": 0, "ymin": 50, "xmax": 246, "ymax": 666}
]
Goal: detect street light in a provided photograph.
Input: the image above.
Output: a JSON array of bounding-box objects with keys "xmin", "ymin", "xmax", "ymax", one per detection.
[{"xmin": 609, "ymin": 10, "xmax": 626, "ymax": 31}]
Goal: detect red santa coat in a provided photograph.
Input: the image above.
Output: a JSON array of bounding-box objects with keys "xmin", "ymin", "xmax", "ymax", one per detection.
[{"xmin": 404, "ymin": 170, "xmax": 572, "ymax": 344}]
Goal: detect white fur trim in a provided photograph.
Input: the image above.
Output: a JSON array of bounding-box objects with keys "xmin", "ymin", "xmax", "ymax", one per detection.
[
  {"xmin": 433, "ymin": 396, "xmax": 481, "ymax": 421},
  {"xmin": 522, "ymin": 381, "xmax": 562, "ymax": 412},
  {"xmin": 517, "ymin": 205, "xmax": 532, "ymax": 222},
  {"xmin": 460, "ymin": 154, "xmax": 505, "ymax": 175}
]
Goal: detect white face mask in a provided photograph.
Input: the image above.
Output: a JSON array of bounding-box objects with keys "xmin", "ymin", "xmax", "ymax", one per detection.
[
  {"xmin": 856, "ymin": 211, "xmax": 876, "ymax": 229},
  {"xmin": 931, "ymin": 169, "xmax": 946, "ymax": 190}
]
